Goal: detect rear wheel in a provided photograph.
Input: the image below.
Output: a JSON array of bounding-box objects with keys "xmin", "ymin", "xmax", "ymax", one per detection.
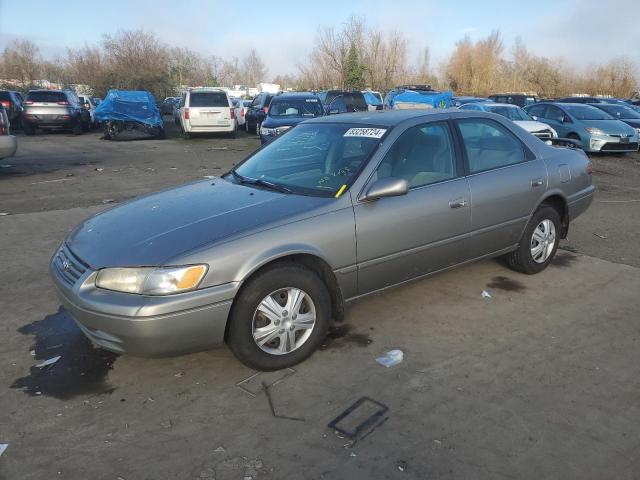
[
  {"xmin": 227, "ymin": 264, "xmax": 331, "ymax": 371},
  {"xmin": 72, "ymin": 119, "xmax": 82, "ymax": 135},
  {"xmin": 23, "ymin": 122, "xmax": 35, "ymax": 136},
  {"xmin": 506, "ymin": 205, "xmax": 561, "ymax": 274}
]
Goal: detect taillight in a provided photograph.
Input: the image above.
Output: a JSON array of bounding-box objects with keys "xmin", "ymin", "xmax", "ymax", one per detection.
[
  {"xmin": 586, "ymin": 162, "xmax": 593, "ymax": 175},
  {"xmin": 263, "ymin": 106, "xmax": 269, "ymax": 114},
  {"xmin": 241, "ymin": 108, "xmax": 245, "ymax": 117},
  {"xmin": 230, "ymin": 107, "xmax": 235, "ymax": 120},
  {"xmin": 0, "ymin": 100, "xmax": 10, "ymax": 108},
  {"xmin": 183, "ymin": 107, "xmax": 190, "ymax": 120},
  {"xmin": 57, "ymin": 101, "xmax": 69, "ymax": 105}
]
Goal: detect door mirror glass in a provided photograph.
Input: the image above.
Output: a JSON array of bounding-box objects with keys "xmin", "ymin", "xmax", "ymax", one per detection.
[{"xmin": 362, "ymin": 177, "xmax": 408, "ymax": 201}]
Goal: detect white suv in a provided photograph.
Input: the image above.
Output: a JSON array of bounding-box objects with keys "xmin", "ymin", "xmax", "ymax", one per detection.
[{"xmin": 179, "ymin": 88, "xmax": 237, "ymax": 138}]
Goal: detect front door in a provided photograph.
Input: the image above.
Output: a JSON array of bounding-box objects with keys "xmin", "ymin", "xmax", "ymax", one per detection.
[{"xmin": 354, "ymin": 121, "xmax": 472, "ymax": 294}]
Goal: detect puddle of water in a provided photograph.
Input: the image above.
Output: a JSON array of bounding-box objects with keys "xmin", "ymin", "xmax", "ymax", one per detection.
[
  {"xmin": 487, "ymin": 276, "xmax": 526, "ymax": 293},
  {"xmin": 11, "ymin": 307, "xmax": 118, "ymax": 399},
  {"xmin": 320, "ymin": 324, "xmax": 372, "ymax": 350}
]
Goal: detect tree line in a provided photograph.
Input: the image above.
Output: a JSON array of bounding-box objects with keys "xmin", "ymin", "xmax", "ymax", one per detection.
[{"xmin": 1, "ymin": 18, "xmax": 637, "ymax": 100}]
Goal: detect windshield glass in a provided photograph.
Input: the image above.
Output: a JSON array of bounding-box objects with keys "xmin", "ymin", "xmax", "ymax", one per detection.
[
  {"xmin": 26, "ymin": 91, "xmax": 67, "ymax": 103},
  {"xmin": 595, "ymin": 104, "xmax": 640, "ymax": 119},
  {"xmin": 189, "ymin": 91, "xmax": 228, "ymax": 107},
  {"xmin": 563, "ymin": 105, "xmax": 613, "ymax": 120},
  {"xmin": 486, "ymin": 105, "xmax": 531, "ymax": 121},
  {"xmin": 232, "ymin": 123, "xmax": 385, "ymax": 196},
  {"xmin": 268, "ymin": 98, "xmax": 323, "ymax": 117}
]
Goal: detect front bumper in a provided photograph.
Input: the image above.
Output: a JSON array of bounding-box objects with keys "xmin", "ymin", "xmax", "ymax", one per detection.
[
  {"xmin": 587, "ymin": 135, "xmax": 639, "ymax": 153},
  {"xmin": 49, "ymin": 245, "xmax": 237, "ymax": 356}
]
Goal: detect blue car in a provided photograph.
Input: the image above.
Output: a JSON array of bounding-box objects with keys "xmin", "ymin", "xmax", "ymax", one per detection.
[
  {"xmin": 524, "ymin": 102, "xmax": 638, "ymax": 153},
  {"xmin": 259, "ymin": 93, "xmax": 324, "ymax": 144}
]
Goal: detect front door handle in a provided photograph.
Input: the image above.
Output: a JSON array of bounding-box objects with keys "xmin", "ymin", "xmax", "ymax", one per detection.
[
  {"xmin": 449, "ymin": 198, "xmax": 468, "ymax": 209},
  {"xmin": 531, "ymin": 178, "xmax": 544, "ymax": 188}
]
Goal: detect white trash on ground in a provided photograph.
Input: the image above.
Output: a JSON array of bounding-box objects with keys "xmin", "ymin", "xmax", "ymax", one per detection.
[
  {"xmin": 36, "ymin": 356, "xmax": 61, "ymax": 368},
  {"xmin": 376, "ymin": 349, "xmax": 404, "ymax": 367},
  {"xmin": 481, "ymin": 290, "xmax": 492, "ymax": 299},
  {"xmin": 0, "ymin": 444, "xmax": 8, "ymax": 457}
]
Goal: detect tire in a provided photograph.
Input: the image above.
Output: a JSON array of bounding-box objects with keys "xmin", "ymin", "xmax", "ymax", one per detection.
[
  {"xmin": 506, "ymin": 205, "xmax": 561, "ymax": 274},
  {"xmin": 245, "ymin": 119, "xmax": 249, "ymax": 133},
  {"xmin": 81, "ymin": 119, "xmax": 90, "ymax": 132},
  {"xmin": 72, "ymin": 120, "xmax": 82, "ymax": 135},
  {"xmin": 182, "ymin": 130, "xmax": 191, "ymax": 139},
  {"xmin": 255, "ymin": 121, "xmax": 261, "ymax": 138},
  {"xmin": 23, "ymin": 122, "xmax": 35, "ymax": 136},
  {"xmin": 567, "ymin": 133, "xmax": 583, "ymax": 150},
  {"xmin": 227, "ymin": 263, "xmax": 331, "ymax": 371},
  {"xmin": 157, "ymin": 127, "xmax": 166, "ymax": 139}
]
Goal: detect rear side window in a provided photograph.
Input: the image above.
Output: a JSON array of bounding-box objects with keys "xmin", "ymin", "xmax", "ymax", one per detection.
[
  {"xmin": 457, "ymin": 119, "xmax": 525, "ymax": 174},
  {"xmin": 526, "ymin": 104, "xmax": 546, "ymax": 118},
  {"xmin": 189, "ymin": 92, "xmax": 228, "ymax": 107},
  {"xmin": 26, "ymin": 91, "xmax": 67, "ymax": 103}
]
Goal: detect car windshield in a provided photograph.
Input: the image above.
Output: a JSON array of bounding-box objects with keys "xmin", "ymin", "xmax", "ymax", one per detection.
[
  {"xmin": 596, "ymin": 104, "xmax": 640, "ymax": 119},
  {"xmin": 26, "ymin": 91, "xmax": 67, "ymax": 103},
  {"xmin": 231, "ymin": 123, "xmax": 385, "ymax": 197},
  {"xmin": 190, "ymin": 91, "xmax": 228, "ymax": 107},
  {"xmin": 486, "ymin": 105, "xmax": 531, "ymax": 121},
  {"xmin": 563, "ymin": 105, "xmax": 614, "ymax": 120},
  {"xmin": 268, "ymin": 98, "xmax": 323, "ymax": 117}
]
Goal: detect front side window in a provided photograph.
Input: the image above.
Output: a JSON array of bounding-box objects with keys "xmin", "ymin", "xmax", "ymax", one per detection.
[
  {"xmin": 485, "ymin": 105, "xmax": 532, "ymax": 121},
  {"xmin": 375, "ymin": 122, "xmax": 456, "ymax": 188},
  {"xmin": 526, "ymin": 104, "xmax": 547, "ymax": 118},
  {"xmin": 232, "ymin": 124, "xmax": 384, "ymax": 196},
  {"xmin": 457, "ymin": 119, "xmax": 525, "ymax": 173}
]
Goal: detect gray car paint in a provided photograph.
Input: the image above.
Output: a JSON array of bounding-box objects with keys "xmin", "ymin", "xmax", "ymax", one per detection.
[{"xmin": 51, "ymin": 109, "xmax": 595, "ymax": 356}]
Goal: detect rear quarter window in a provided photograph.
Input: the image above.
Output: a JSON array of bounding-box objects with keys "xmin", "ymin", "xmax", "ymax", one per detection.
[
  {"xmin": 26, "ymin": 91, "xmax": 68, "ymax": 103},
  {"xmin": 189, "ymin": 92, "xmax": 229, "ymax": 107}
]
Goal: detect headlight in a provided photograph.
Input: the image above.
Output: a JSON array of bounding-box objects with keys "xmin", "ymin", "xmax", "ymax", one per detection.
[
  {"xmin": 95, "ymin": 265, "xmax": 208, "ymax": 295},
  {"xmin": 260, "ymin": 126, "xmax": 276, "ymax": 136},
  {"xmin": 585, "ymin": 127, "xmax": 605, "ymax": 135},
  {"xmin": 635, "ymin": 128, "xmax": 640, "ymax": 137}
]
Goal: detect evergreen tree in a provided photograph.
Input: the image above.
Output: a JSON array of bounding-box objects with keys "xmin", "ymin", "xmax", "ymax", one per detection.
[{"xmin": 344, "ymin": 43, "xmax": 365, "ymax": 90}]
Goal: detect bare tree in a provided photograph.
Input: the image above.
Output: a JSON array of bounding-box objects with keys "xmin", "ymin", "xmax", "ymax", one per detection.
[
  {"xmin": 241, "ymin": 49, "xmax": 267, "ymax": 86},
  {"xmin": 1, "ymin": 39, "xmax": 41, "ymax": 86}
]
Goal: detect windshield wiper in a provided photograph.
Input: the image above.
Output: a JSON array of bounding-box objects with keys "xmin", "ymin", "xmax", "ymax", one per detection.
[{"xmin": 230, "ymin": 170, "xmax": 291, "ymax": 194}]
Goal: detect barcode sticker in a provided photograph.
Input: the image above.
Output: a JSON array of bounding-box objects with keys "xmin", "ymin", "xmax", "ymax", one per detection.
[{"xmin": 344, "ymin": 128, "xmax": 386, "ymax": 138}]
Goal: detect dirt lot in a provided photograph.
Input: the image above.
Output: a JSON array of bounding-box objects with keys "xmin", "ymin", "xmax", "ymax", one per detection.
[{"xmin": 1, "ymin": 122, "xmax": 639, "ymax": 479}]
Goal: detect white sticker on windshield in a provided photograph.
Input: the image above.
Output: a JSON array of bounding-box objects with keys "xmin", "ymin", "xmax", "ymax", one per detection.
[
  {"xmin": 344, "ymin": 128, "xmax": 386, "ymax": 139},
  {"xmin": 305, "ymin": 98, "xmax": 319, "ymax": 102}
]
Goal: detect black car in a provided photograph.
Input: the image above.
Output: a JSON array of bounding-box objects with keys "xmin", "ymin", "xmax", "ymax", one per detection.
[
  {"xmin": 159, "ymin": 97, "xmax": 178, "ymax": 115},
  {"xmin": 245, "ymin": 92, "xmax": 275, "ymax": 134},
  {"xmin": 259, "ymin": 92, "xmax": 324, "ymax": 144},
  {"xmin": 488, "ymin": 93, "xmax": 539, "ymax": 107},
  {"xmin": 318, "ymin": 90, "xmax": 368, "ymax": 114},
  {"xmin": 0, "ymin": 90, "xmax": 24, "ymax": 129}
]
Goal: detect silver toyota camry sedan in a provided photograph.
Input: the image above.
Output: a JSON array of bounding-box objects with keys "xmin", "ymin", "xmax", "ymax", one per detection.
[{"xmin": 50, "ymin": 109, "xmax": 595, "ymax": 370}]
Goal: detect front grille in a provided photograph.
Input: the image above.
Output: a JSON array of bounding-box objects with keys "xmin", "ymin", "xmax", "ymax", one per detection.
[
  {"xmin": 601, "ymin": 142, "xmax": 639, "ymax": 152},
  {"xmin": 53, "ymin": 244, "xmax": 89, "ymax": 286},
  {"xmin": 533, "ymin": 129, "xmax": 553, "ymax": 139}
]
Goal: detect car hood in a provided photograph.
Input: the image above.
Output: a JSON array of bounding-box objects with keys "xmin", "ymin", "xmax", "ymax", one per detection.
[
  {"xmin": 67, "ymin": 178, "xmax": 330, "ymax": 268},
  {"xmin": 582, "ymin": 119, "xmax": 636, "ymax": 135},
  {"xmin": 514, "ymin": 120, "xmax": 554, "ymax": 133}
]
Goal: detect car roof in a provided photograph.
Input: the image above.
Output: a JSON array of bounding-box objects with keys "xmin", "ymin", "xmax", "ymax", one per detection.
[
  {"xmin": 189, "ymin": 88, "xmax": 226, "ymax": 93},
  {"xmin": 273, "ymin": 92, "xmax": 318, "ymax": 99},
  {"xmin": 481, "ymin": 102, "xmax": 518, "ymax": 108},
  {"xmin": 305, "ymin": 108, "xmax": 480, "ymax": 126}
]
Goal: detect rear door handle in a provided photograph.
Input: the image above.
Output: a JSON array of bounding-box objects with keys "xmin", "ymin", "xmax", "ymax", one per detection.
[
  {"xmin": 449, "ymin": 198, "xmax": 468, "ymax": 209},
  {"xmin": 531, "ymin": 178, "xmax": 544, "ymax": 187}
]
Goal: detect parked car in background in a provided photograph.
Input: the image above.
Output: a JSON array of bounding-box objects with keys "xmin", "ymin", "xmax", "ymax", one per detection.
[
  {"xmin": 172, "ymin": 96, "xmax": 183, "ymax": 126},
  {"xmin": 589, "ymin": 103, "xmax": 640, "ymax": 135},
  {"xmin": 78, "ymin": 95, "xmax": 98, "ymax": 127},
  {"xmin": 95, "ymin": 90, "xmax": 165, "ymax": 140},
  {"xmin": 0, "ymin": 105, "xmax": 18, "ymax": 160},
  {"xmin": 0, "ymin": 90, "xmax": 24, "ymax": 129},
  {"xmin": 362, "ymin": 90, "xmax": 383, "ymax": 111},
  {"xmin": 159, "ymin": 97, "xmax": 179, "ymax": 115},
  {"xmin": 524, "ymin": 102, "xmax": 638, "ymax": 153},
  {"xmin": 179, "ymin": 88, "xmax": 236, "ymax": 139},
  {"xmin": 451, "ymin": 96, "xmax": 490, "ymax": 107},
  {"xmin": 488, "ymin": 93, "xmax": 539, "ymax": 107},
  {"xmin": 50, "ymin": 109, "xmax": 594, "ymax": 370},
  {"xmin": 556, "ymin": 96, "xmax": 613, "ymax": 104},
  {"xmin": 232, "ymin": 98, "xmax": 251, "ymax": 128},
  {"xmin": 259, "ymin": 92, "xmax": 324, "ymax": 144},
  {"xmin": 384, "ymin": 86, "xmax": 453, "ymax": 110},
  {"xmin": 245, "ymin": 92, "xmax": 275, "ymax": 134},
  {"xmin": 458, "ymin": 102, "xmax": 557, "ymax": 139},
  {"xmin": 320, "ymin": 90, "xmax": 368, "ymax": 114},
  {"xmin": 22, "ymin": 90, "xmax": 90, "ymax": 135}
]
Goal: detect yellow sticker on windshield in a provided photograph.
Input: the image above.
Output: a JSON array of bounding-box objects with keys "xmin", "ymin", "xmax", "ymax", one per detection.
[{"xmin": 335, "ymin": 185, "xmax": 347, "ymax": 198}]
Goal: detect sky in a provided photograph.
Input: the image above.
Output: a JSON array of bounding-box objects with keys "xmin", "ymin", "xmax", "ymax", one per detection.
[{"xmin": 1, "ymin": 0, "xmax": 639, "ymax": 78}]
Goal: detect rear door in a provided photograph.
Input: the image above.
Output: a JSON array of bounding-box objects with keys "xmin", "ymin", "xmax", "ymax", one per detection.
[
  {"xmin": 354, "ymin": 120, "xmax": 472, "ymax": 294},
  {"xmin": 187, "ymin": 91, "xmax": 231, "ymax": 127},
  {"xmin": 455, "ymin": 117, "xmax": 547, "ymax": 257}
]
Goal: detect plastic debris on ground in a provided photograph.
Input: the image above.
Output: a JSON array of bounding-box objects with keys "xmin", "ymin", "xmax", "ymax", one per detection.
[
  {"xmin": 376, "ymin": 349, "xmax": 404, "ymax": 367},
  {"xmin": 0, "ymin": 444, "xmax": 7, "ymax": 457},
  {"xmin": 36, "ymin": 356, "xmax": 61, "ymax": 368},
  {"xmin": 481, "ymin": 290, "xmax": 492, "ymax": 299},
  {"xmin": 397, "ymin": 460, "xmax": 407, "ymax": 472}
]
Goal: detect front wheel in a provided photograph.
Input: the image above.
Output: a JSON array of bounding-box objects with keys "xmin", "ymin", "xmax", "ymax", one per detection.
[
  {"xmin": 227, "ymin": 264, "xmax": 331, "ymax": 371},
  {"xmin": 506, "ymin": 206, "xmax": 561, "ymax": 274}
]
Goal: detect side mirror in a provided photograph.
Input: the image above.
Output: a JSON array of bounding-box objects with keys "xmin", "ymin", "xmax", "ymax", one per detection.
[
  {"xmin": 361, "ymin": 177, "xmax": 408, "ymax": 202},
  {"xmin": 532, "ymin": 115, "xmax": 538, "ymax": 121}
]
